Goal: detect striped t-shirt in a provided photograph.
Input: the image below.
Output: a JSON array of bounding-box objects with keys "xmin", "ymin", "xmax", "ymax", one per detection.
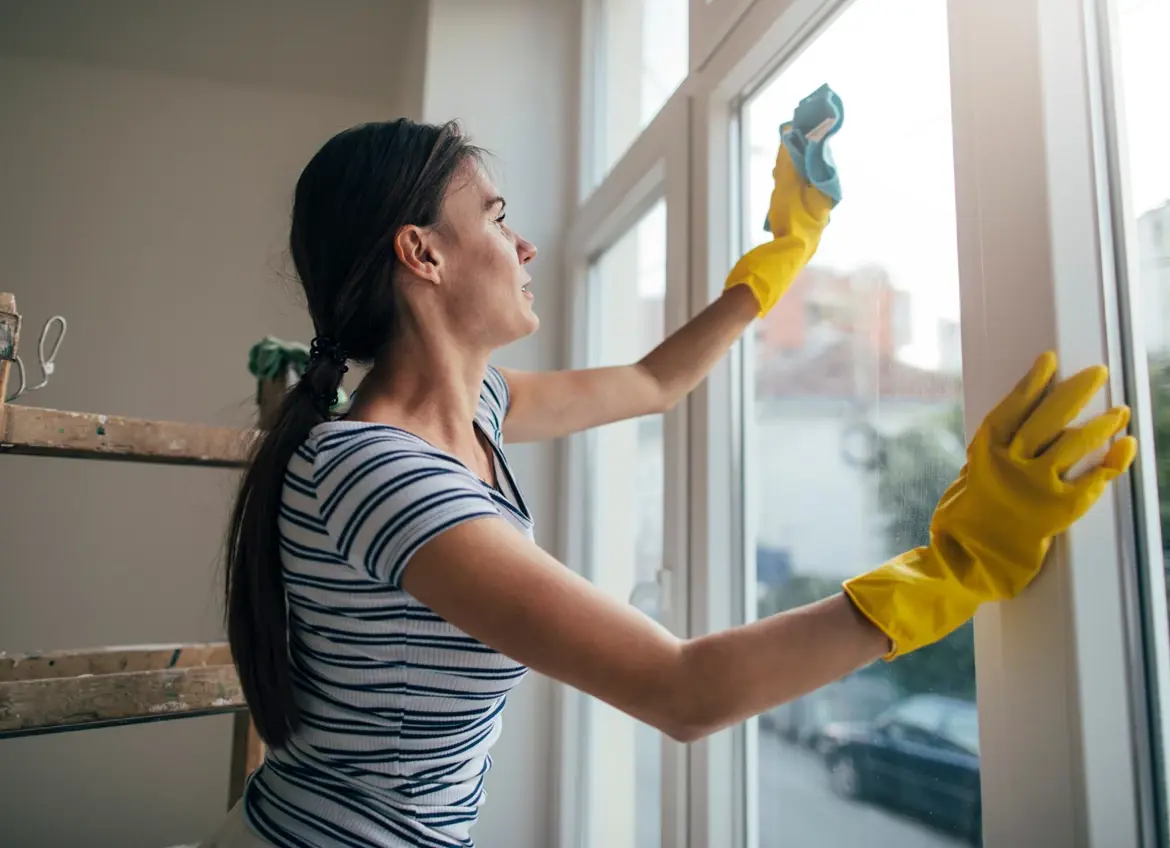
[{"xmin": 243, "ymin": 365, "xmax": 534, "ymax": 848}]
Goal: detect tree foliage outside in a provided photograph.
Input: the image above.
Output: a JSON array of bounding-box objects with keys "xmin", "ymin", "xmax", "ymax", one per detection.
[
  {"xmin": 874, "ymin": 403, "xmax": 972, "ymax": 699},
  {"xmin": 1149, "ymin": 357, "xmax": 1170, "ymax": 558}
]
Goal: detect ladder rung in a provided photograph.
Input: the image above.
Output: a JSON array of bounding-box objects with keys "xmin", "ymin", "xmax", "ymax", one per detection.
[
  {"xmin": 0, "ymin": 405, "xmax": 255, "ymax": 467},
  {"xmin": 0, "ymin": 643, "xmax": 245, "ymax": 738}
]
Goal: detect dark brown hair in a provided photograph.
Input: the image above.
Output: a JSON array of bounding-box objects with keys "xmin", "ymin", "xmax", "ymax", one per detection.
[{"xmin": 224, "ymin": 118, "xmax": 482, "ymax": 746}]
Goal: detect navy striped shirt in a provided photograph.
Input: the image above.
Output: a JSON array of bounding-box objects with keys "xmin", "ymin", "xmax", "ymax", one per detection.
[{"xmin": 243, "ymin": 365, "xmax": 533, "ymax": 847}]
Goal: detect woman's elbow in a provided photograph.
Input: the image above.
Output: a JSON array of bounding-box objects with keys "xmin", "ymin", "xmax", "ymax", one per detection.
[
  {"xmin": 652, "ymin": 653, "xmax": 726, "ymax": 743},
  {"xmin": 656, "ymin": 705, "xmax": 724, "ymax": 744},
  {"xmin": 662, "ymin": 720, "xmax": 709, "ymax": 744},
  {"xmin": 631, "ymin": 362, "xmax": 680, "ymax": 415}
]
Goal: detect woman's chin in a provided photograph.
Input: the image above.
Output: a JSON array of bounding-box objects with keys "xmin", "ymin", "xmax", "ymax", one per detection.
[{"xmin": 519, "ymin": 309, "xmax": 540, "ymax": 336}]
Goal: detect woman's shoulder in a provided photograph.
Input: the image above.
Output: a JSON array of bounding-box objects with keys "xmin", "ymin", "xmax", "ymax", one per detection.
[
  {"xmin": 308, "ymin": 420, "xmax": 427, "ymax": 453},
  {"xmin": 299, "ymin": 421, "xmax": 502, "ymax": 586},
  {"xmin": 304, "ymin": 420, "xmax": 468, "ymax": 473}
]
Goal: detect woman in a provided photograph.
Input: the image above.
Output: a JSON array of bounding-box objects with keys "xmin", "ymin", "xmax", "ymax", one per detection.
[{"xmin": 207, "ymin": 117, "xmax": 1135, "ymax": 847}]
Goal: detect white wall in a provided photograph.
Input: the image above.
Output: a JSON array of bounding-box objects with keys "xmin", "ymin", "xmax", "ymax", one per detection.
[
  {"xmin": 0, "ymin": 0, "xmax": 430, "ymax": 111},
  {"xmin": 0, "ymin": 2, "xmax": 431, "ymax": 846},
  {"xmin": 420, "ymin": 2, "xmax": 579, "ymax": 846},
  {"xmin": 0, "ymin": 1, "xmax": 578, "ymax": 846}
]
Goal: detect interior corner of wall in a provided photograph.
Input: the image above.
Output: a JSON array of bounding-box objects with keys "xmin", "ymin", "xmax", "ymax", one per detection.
[
  {"xmin": 391, "ymin": 0, "xmax": 432, "ymax": 121},
  {"xmin": 417, "ymin": 0, "xmax": 442, "ymax": 124}
]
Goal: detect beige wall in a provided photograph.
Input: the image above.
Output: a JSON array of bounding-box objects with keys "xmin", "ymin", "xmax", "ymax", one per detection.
[
  {"xmin": 421, "ymin": 2, "xmax": 579, "ymax": 846},
  {"xmin": 0, "ymin": 1, "xmax": 433, "ymax": 846}
]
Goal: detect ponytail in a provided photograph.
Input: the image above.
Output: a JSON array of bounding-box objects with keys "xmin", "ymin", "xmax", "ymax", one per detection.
[
  {"xmin": 225, "ymin": 355, "xmax": 346, "ymax": 747},
  {"xmin": 225, "ymin": 117, "xmax": 482, "ymax": 747}
]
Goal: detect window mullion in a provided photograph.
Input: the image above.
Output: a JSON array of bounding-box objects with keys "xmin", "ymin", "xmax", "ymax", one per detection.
[
  {"xmin": 685, "ymin": 79, "xmax": 744, "ymax": 848},
  {"xmin": 948, "ymin": 0, "xmax": 1148, "ymax": 844}
]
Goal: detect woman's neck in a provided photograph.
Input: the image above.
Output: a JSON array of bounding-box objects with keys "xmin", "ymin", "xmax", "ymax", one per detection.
[{"xmin": 347, "ymin": 336, "xmax": 490, "ymax": 455}]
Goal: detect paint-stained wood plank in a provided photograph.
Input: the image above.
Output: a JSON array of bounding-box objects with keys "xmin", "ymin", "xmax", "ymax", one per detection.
[
  {"xmin": 0, "ymin": 404, "xmax": 255, "ymax": 467},
  {"xmin": 0, "ymin": 643, "xmax": 243, "ymax": 738},
  {"xmin": 0, "ymin": 643, "xmax": 233, "ymax": 681}
]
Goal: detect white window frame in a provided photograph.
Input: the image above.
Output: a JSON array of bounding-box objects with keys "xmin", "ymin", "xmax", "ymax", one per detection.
[
  {"xmin": 689, "ymin": 0, "xmax": 755, "ymax": 73},
  {"xmin": 563, "ymin": 0, "xmax": 1170, "ymax": 846},
  {"xmin": 683, "ymin": 4, "xmax": 854, "ymax": 846},
  {"xmin": 575, "ymin": 0, "xmax": 605, "ymax": 201},
  {"xmin": 1097, "ymin": 0, "xmax": 1170, "ymax": 836},
  {"xmin": 948, "ymin": 0, "xmax": 1168, "ymax": 844},
  {"xmin": 556, "ymin": 91, "xmax": 692, "ymax": 848},
  {"xmin": 577, "ymin": 0, "xmax": 694, "ymax": 201}
]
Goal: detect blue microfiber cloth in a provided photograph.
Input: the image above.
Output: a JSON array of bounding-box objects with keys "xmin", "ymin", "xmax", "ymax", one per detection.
[{"xmin": 764, "ymin": 83, "xmax": 844, "ymax": 232}]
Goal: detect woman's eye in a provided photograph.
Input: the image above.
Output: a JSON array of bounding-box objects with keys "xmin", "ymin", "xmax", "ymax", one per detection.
[{"xmin": 495, "ymin": 213, "xmax": 507, "ymax": 224}]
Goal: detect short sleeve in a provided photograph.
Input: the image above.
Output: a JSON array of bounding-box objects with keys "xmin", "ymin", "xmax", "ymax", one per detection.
[
  {"xmin": 315, "ymin": 428, "xmax": 502, "ymax": 586},
  {"xmin": 477, "ymin": 365, "xmax": 511, "ymax": 444}
]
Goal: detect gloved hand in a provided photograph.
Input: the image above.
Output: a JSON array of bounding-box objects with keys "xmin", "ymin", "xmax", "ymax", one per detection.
[
  {"xmin": 725, "ymin": 133, "xmax": 835, "ymax": 317},
  {"xmin": 843, "ymin": 351, "xmax": 1138, "ymax": 659}
]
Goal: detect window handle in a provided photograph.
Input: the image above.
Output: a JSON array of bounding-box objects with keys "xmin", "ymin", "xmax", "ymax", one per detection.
[{"xmin": 629, "ymin": 568, "xmax": 672, "ymax": 621}]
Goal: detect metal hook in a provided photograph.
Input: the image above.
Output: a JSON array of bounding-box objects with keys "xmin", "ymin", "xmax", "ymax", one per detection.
[{"xmin": 6, "ymin": 315, "xmax": 67, "ymax": 402}]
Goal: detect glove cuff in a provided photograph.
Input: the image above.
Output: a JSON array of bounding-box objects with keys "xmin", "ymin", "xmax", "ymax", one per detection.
[
  {"xmin": 725, "ymin": 276, "xmax": 769, "ymax": 317},
  {"xmin": 842, "ymin": 547, "xmax": 980, "ymax": 660}
]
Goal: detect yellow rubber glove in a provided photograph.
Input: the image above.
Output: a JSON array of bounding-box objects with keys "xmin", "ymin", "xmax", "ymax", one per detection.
[
  {"xmin": 843, "ymin": 352, "xmax": 1137, "ymax": 659},
  {"xmin": 724, "ymin": 130, "xmax": 835, "ymax": 317}
]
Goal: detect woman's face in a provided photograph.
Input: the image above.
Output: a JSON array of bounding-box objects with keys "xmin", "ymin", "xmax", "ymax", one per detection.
[{"xmin": 419, "ymin": 161, "xmax": 540, "ymax": 349}]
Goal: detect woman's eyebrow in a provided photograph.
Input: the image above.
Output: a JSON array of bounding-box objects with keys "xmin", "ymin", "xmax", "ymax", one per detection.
[{"xmin": 484, "ymin": 195, "xmax": 506, "ymax": 212}]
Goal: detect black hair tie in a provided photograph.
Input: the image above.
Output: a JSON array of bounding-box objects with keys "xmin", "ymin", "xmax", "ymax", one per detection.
[
  {"xmin": 309, "ymin": 336, "xmax": 348, "ymax": 370},
  {"xmin": 308, "ymin": 336, "xmax": 349, "ymax": 411}
]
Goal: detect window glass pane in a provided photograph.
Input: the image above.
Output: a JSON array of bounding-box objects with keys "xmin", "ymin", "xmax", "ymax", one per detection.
[
  {"xmin": 1112, "ymin": 0, "xmax": 1170, "ymax": 811},
  {"xmin": 942, "ymin": 704, "xmax": 980, "ymax": 756},
  {"xmin": 886, "ymin": 696, "xmax": 947, "ymax": 733},
  {"xmin": 584, "ymin": 198, "xmax": 667, "ymax": 848},
  {"xmin": 743, "ymin": 2, "xmax": 979, "ymax": 845},
  {"xmin": 594, "ymin": 0, "xmax": 688, "ymax": 182}
]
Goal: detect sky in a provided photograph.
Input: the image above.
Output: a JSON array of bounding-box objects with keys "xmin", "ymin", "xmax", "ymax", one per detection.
[
  {"xmin": 747, "ymin": 0, "xmax": 1170, "ymax": 367},
  {"xmin": 617, "ymin": 0, "xmax": 1170, "ymax": 369},
  {"xmin": 1117, "ymin": 0, "xmax": 1170, "ymax": 216},
  {"xmin": 745, "ymin": 0, "xmax": 956, "ymax": 368}
]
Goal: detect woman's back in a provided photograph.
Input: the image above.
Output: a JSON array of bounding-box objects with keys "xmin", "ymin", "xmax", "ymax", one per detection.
[{"xmin": 244, "ymin": 367, "xmax": 533, "ymax": 847}]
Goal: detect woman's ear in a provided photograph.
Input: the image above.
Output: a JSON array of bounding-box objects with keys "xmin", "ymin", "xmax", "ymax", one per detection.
[{"xmin": 394, "ymin": 225, "xmax": 442, "ymax": 283}]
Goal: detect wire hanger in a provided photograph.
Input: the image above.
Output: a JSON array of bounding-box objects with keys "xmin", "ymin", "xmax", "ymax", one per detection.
[{"xmin": 6, "ymin": 315, "xmax": 67, "ymax": 402}]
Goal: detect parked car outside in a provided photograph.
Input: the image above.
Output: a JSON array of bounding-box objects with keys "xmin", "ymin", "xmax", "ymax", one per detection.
[
  {"xmin": 819, "ymin": 693, "xmax": 981, "ymax": 845},
  {"xmin": 763, "ymin": 672, "xmax": 901, "ymax": 753}
]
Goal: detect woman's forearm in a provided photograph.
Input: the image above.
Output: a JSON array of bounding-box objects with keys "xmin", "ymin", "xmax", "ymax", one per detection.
[
  {"xmin": 638, "ymin": 284, "xmax": 759, "ymax": 410},
  {"xmin": 670, "ymin": 593, "xmax": 890, "ymax": 741}
]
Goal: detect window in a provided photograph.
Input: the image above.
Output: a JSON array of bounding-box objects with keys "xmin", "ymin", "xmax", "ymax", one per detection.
[
  {"xmin": 885, "ymin": 696, "xmax": 949, "ymax": 734},
  {"xmin": 1118, "ymin": 0, "xmax": 1170, "ymax": 473},
  {"xmin": 571, "ymin": 0, "xmax": 1167, "ymax": 843},
  {"xmin": 1108, "ymin": 0, "xmax": 1170, "ymax": 834},
  {"xmin": 1114, "ymin": 0, "xmax": 1170, "ymax": 282},
  {"xmin": 741, "ymin": 1, "xmax": 978, "ymax": 845},
  {"xmin": 590, "ymin": 0, "xmax": 688, "ymax": 184},
  {"xmin": 583, "ymin": 199, "xmax": 668, "ymax": 848},
  {"xmin": 941, "ymin": 704, "xmax": 980, "ymax": 758}
]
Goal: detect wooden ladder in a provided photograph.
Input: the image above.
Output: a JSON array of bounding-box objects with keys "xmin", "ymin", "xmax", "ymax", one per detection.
[{"xmin": 0, "ymin": 292, "xmax": 278, "ymax": 808}]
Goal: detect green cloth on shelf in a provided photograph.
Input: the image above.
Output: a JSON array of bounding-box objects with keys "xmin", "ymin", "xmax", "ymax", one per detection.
[
  {"xmin": 248, "ymin": 336, "xmax": 310, "ymax": 382},
  {"xmin": 246, "ymin": 336, "xmax": 348, "ymax": 410}
]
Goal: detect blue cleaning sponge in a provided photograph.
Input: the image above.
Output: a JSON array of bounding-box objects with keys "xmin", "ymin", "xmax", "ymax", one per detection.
[{"xmin": 764, "ymin": 83, "xmax": 844, "ymax": 232}]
